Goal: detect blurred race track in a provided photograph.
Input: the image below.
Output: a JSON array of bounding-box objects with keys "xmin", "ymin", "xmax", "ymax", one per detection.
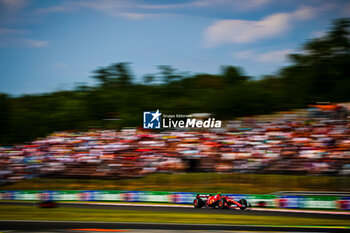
[
  {"xmin": 1, "ymin": 202, "xmax": 350, "ymax": 232},
  {"xmin": 0, "ymin": 201, "xmax": 349, "ymax": 220},
  {"xmin": 0, "ymin": 220, "xmax": 350, "ymax": 233}
]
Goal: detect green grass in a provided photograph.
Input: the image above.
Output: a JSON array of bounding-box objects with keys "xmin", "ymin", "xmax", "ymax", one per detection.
[
  {"xmin": 2, "ymin": 173, "xmax": 349, "ymax": 194},
  {"xmin": 2, "ymin": 200, "xmax": 349, "ymax": 212},
  {"xmin": 0, "ymin": 205, "xmax": 349, "ymax": 227}
]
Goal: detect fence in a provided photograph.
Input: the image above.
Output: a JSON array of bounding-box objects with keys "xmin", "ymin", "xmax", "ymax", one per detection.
[{"xmin": 0, "ymin": 190, "xmax": 349, "ymax": 210}]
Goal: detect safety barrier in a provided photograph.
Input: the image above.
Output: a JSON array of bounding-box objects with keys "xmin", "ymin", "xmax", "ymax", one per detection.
[{"xmin": 0, "ymin": 190, "xmax": 349, "ymax": 210}]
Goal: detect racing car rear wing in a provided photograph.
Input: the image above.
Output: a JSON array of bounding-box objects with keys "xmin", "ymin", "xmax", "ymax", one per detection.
[{"xmin": 196, "ymin": 194, "xmax": 211, "ymax": 198}]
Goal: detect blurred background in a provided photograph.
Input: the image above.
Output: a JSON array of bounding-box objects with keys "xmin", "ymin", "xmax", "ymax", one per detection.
[{"xmin": 0, "ymin": 0, "xmax": 349, "ymax": 197}]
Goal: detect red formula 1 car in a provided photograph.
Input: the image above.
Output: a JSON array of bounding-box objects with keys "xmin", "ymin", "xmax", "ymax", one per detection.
[{"xmin": 193, "ymin": 193, "xmax": 251, "ymax": 210}]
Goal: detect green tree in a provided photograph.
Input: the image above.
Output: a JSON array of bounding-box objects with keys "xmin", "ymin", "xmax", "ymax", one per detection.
[
  {"xmin": 1, "ymin": 18, "xmax": 349, "ymax": 145},
  {"xmin": 143, "ymin": 74, "xmax": 155, "ymax": 84},
  {"xmin": 92, "ymin": 62, "xmax": 133, "ymax": 88},
  {"xmin": 286, "ymin": 18, "xmax": 350, "ymax": 101},
  {"xmin": 158, "ymin": 65, "xmax": 180, "ymax": 83},
  {"xmin": 221, "ymin": 66, "xmax": 248, "ymax": 84},
  {"xmin": 0, "ymin": 93, "xmax": 11, "ymax": 144}
]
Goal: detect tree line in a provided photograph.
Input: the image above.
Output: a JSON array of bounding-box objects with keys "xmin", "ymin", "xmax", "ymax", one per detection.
[{"xmin": 0, "ymin": 19, "xmax": 349, "ymax": 145}]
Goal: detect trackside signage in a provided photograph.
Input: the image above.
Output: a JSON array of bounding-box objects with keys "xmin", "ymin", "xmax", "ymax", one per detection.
[
  {"xmin": 1, "ymin": 191, "xmax": 349, "ymax": 210},
  {"xmin": 143, "ymin": 110, "xmax": 222, "ymax": 129}
]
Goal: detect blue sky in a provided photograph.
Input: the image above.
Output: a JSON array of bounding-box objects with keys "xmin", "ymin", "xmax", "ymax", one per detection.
[{"xmin": 0, "ymin": 0, "xmax": 349, "ymax": 95}]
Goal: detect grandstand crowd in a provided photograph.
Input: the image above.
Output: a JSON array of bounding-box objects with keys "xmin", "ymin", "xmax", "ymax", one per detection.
[{"xmin": 0, "ymin": 106, "xmax": 350, "ymax": 183}]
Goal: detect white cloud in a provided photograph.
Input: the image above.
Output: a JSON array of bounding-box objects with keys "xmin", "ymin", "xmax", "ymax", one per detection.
[
  {"xmin": 233, "ymin": 50, "xmax": 255, "ymax": 60},
  {"xmin": 257, "ymin": 49, "xmax": 293, "ymax": 62},
  {"xmin": 149, "ymin": 0, "xmax": 273, "ymax": 11},
  {"xmin": 142, "ymin": 0, "xmax": 271, "ymax": 11},
  {"xmin": 140, "ymin": 0, "xmax": 213, "ymax": 10},
  {"xmin": 119, "ymin": 12, "xmax": 175, "ymax": 20},
  {"xmin": 0, "ymin": 0, "xmax": 28, "ymax": 22},
  {"xmin": 233, "ymin": 49, "xmax": 293, "ymax": 63},
  {"xmin": 36, "ymin": 6, "xmax": 71, "ymax": 14},
  {"xmin": 203, "ymin": 6, "xmax": 320, "ymax": 47},
  {"xmin": 340, "ymin": 2, "xmax": 350, "ymax": 16},
  {"xmin": 35, "ymin": 0, "xmax": 124, "ymax": 16},
  {"xmin": 311, "ymin": 30, "xmax": 326, "ymax": 38},
  {"xmin": 35, "ymin": 0, "xmax": 272, "ymax": 20},
  {"xmin": 119, "ymin": 12, "xmax": 149, "ymax": 20},
  {"xmin": 35, "ymin": 0, "xmax": 173, "ymax": 19},
  {"xmin": 76, "ymin": 0, "xmax": 131, "ymax": 13},
  {"xmin": 0, "ymin": 38, "xmax": 49, "ymax": 48},
  {"xmin": 0, "ymin": 28, "xmax": 27, "ymax": 35},
  {"xmin": 20, "ymin": 39, "xmax": 49, "ymax": 48},
  {"xmin": 234, "ymin": 0, "xmax": 271, "ymax": 11},
  {"xmin": 0, "ymin": 0, "xmax": 27, "ymax": 10},
  {"xmin": 0, "ymin": 27, "xmax": 48, "ymax": 48}
]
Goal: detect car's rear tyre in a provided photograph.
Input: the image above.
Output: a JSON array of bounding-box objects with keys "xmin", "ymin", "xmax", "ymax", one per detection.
[
  {"xmin": 193, "ymin": 198, "xmax": 202, "ymax": 208},
  {"xmin": 239, "ymin": 199, "xmax": 247, "ymax": 210},
  {"xmin": 218, "ymin": 199, "xmax": 226, "ymax": 209}
]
